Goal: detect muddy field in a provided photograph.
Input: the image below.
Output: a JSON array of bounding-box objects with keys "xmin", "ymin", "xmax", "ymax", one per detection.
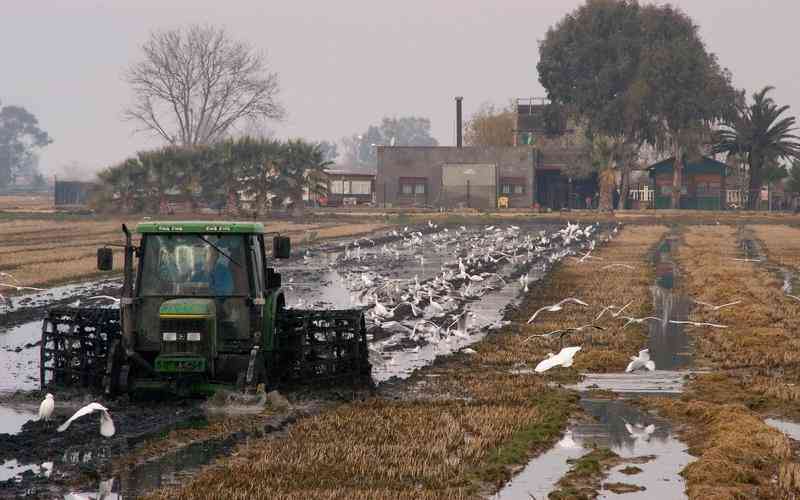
[
  {"xmin": 1, "ymin": 219, "xmax": 589, "ymax": 498},
  {"xmin": 5, "ymin": 217, "xmax": 800, "ymax": 499}
]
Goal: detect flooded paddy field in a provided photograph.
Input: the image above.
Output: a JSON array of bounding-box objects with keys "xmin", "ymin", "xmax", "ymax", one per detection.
[
  {"xmin": 0, "ymin": 219, "xmax": 592, "ymax": 498},
  {"xmin": 8, "ymin": 219, "xmax": 800, "ymax": 499}
]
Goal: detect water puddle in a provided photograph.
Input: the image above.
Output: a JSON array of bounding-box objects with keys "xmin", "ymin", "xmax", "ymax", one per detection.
[
  {"xmin": 2, "ymin": 277, "xmax": 121, "ymax": 312},
  {"xmin": 0, "ymin": 405, "xmax": 38, "ymax": 435},
  {"xmin": 0, "ymin": 458, "xmax": 52, "ymax": 483},
  {"xmin": 766, "ymin": 418, "xmax": 800, "ymax": 441},
  {"xmin": 113, "ymin": 434, "xmax": 241, "ymax": 497},
  {"xmin": 573, "ymin": 371, "xmax": 690, "ymax": 394},
  {"xmin": 494, "ymin": 398, "xmax": 691, "ymax": 499},
  {"xmin": 0, "ymin": 321, "xmax": 41, "ymax": 393}
]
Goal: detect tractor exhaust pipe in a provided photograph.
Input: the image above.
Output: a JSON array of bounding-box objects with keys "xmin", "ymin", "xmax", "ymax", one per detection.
[{"xmin": 121, "ymin": 224, "xmax": 135, "ymax": 355}]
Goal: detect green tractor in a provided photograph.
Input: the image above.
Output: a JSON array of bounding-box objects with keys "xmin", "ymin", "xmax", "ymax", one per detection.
[{"xmin": 40, "ymin": 221, "xmax": 370, "ymax": 396}]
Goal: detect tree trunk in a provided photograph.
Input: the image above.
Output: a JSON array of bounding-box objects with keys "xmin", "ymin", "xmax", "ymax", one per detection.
[
  {"xmin": 748, "ymin": 154, "xmax": 763, "ymax": 210},
  {"xmin": 619, "ymin": 163, "xmax": 631, "ymax": 210},
  {"xmin": 671, "ymin": 143, "xmax": 684, "ymax": 209},
  {"xmin": 598, "ymin": 167, "xmax": 615, "ymax": 212}
]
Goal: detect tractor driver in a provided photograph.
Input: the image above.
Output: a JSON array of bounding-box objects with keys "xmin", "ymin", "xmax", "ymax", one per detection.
[{"xmin": 206, "ymin": 247, "xmax": 234, "ymax": 296}]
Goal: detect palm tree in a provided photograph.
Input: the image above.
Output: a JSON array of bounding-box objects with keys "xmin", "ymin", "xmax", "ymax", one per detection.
[{"xmin": 714, "ymin": 86, "xmax": 800, "ymax": 207}]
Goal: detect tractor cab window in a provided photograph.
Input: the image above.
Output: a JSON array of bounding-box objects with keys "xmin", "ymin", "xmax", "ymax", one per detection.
[{"xmin": 140, "ymin": 234, "xmax": 249, "ymax": 297}]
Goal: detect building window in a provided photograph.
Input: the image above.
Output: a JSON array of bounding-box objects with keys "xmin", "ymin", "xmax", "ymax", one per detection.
[
  {"xmin": 399, "ymin": 177, "xmax": 427, "ymax": 195},
  {"xmin": 351, "ymin": 180, "xmax": 372, "ymax": 195},
  {"xmin": 501, "ymin": 177, "xmax": 526, "ymax": 196},
  {"xmin": 330, "ymin": 180, "xmax": 346, "ymax": 194}
]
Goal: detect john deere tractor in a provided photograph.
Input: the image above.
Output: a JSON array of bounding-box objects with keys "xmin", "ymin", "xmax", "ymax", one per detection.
[{"xmin": 40, "ymin": 221, "xmax": 370, "ymax": 396}]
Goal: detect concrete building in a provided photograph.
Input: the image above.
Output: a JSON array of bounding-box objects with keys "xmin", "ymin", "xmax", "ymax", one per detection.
[
  {"xmin": 325, "ymin": 166, "xmax": 376, "ymax": 206},
  {"xmin": 376, "ymin": 146, "xmax": 538, "ymax": 209},
  {"xmin": 375, "ymin": 97, "xmax": 593, "ymax": 210},
  {"xmin": 54, "ymin": 180, "xmax": 95, "ymax": 206}
]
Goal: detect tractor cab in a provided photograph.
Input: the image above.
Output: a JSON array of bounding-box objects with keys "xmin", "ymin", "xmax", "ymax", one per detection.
[{"xmin": 130, "ymin": 222, "xmax": 286, "ymax": 388}]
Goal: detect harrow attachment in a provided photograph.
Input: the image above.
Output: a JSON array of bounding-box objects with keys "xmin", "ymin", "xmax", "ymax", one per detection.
[
  {"xmin": 41, "ymin": 307, "xmax": 121, "ymax": 390},
  {"xmin": 273, "ymin": 309, "xmax": 371, "ymax": 386}
]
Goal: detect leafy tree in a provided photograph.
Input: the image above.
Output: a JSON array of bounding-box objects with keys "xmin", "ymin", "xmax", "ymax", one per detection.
[
  {"xmin": 537, "ymin": 0, "xmax": 647, "ymax": 210},
  {"xmin": 464, "ymin": 103, "xmax": 514, "ymax": 147},
  {"xmin": 714, "ymin": 86, "xmax": 800, "ymax": 205},
  {"xmin": 124, "ymin": 25, "xmax": 284, "ymax": 146},
  {"xmin": 537, "ymin": 0, "xmax": 738, "ymax": 210},
  {"xmin": 343, "ymin": 116, "xmax": 438, "ymax": 165},
  {"xmin": 93, "ymin": 137, "xmax": 329, "ymax": 214},
  {"xmin": 788, "ymin": 160, "xmax": 800, "ymax": 193},
  {"xmin": 636, "ymin": 4, "xmax": 738, "ymax": 208},
  {"xmin": 0, "ymin": 104, "xmax": 52, "ymax": 187}
]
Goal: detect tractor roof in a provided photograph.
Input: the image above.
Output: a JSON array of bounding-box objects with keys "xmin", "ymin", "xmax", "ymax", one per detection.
[{"xmin": 136, "ymin": 221, "xmax": 265, "ymax": 234}]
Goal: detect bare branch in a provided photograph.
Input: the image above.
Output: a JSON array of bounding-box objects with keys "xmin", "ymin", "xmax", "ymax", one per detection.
[{"xmin": 123, "ymin": 24, "xmax": 284, "ymax": 146}]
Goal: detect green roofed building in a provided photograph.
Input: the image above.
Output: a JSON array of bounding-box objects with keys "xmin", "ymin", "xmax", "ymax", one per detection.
[{"xmin": 648, "ymin": 156, "xmax": 729, "ymax": 210}]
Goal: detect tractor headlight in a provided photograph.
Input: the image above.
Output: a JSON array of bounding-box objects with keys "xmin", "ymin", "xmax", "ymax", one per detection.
[
  {"xmin": 186, "ymin": 332, "xmax": 202, "ymax": 342},
  {"xmin": 162, "ymin": 331, "xmax": 177, "ymax": 342}
]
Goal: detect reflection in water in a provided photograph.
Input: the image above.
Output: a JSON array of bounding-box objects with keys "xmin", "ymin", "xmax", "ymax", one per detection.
[
  {"xmin": 648, "ymin": 287, "xmax": 692, "ymax": 371},
  {"xmin": 648, "ymin": 237, "xmax": 692, "ymax": 371}
]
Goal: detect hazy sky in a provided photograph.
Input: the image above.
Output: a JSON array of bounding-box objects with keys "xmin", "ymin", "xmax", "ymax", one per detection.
[{"xmin": 4, "ymin": 0, "xmax": 799, "ymax": 179}]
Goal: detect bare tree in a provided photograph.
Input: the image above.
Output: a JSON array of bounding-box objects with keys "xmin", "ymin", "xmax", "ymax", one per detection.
[{"xmin": 124, "ymin": 25, "xmax": 284, "ymax": 146}]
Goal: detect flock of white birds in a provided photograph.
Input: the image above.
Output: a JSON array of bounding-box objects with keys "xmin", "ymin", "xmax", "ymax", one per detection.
[{"xmin": 311, "ymin": 221, "xmax": 603, "ymax": 367}]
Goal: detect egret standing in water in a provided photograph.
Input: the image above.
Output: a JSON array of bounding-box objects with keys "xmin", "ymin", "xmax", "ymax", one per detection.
[
  {"xmin": 38, "ymin": 393, "xmax": 54, "ymax": 422},
  {"xmin": 625, "ymin": 349, "xmax": 656, "ymax": 372}
]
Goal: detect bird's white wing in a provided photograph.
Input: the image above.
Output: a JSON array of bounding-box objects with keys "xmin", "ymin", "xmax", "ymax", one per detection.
[
  {"xmin": 645, "ymin": 360, "xmax": 656, "ymax": 371},
  {"xmin": 638, "ymin": 349, "xmax": 650, "ymax": 361},
  {"xmin": 99, "ymin": 410, "xmax": 115, "ymax": 437},
  {"xmin": 644, "ymin": 424, "xmax": 655, "ymax": 434},
  {"xmin": 527, "ymin": 307, "xmax": 547, "ymax": 324},
  {"xmin": 625, "ymin": 360, "xmax": 637, "ymax": 373},
  {"xmin": 57, "ymin": 402, "xmax": 108, "ymax": 432},
  {"xmin": 559, "ymin": 346, "xmax": 582, "ymax": 367},
  {"xmin": 534, "ymin": 354, "xmax": 560, "ymax": 373},
  {"xmin": 561, "ymin": 298, "xmax": 589, "ymax": 307},
  {"xmin": 625, "ymin": 423, "xmax": 634, "ymax": 434}
]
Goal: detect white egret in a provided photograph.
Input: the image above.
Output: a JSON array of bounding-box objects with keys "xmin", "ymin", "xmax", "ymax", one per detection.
[
  {"xmin": 534, "ymin": 346, "xmax": 582, "ymax": 373},
  {"xmin": 527, "ymin": 298, "xmax": 589, "ymax": 324},
  {"xmin": 620, "ymin": 316, "xmax": 661, "ymax": 328},
  {"xmin": 692, "ymin": 299, "xmax": 741, "ymax": 311},
  {"xmin": 594, "ymin": 301, "xmax": 632, "ymax": 322},
  {"xmin": 625, "ymin": 349, "xmax": 655, "ymax": 372},
  {"xmin": 38, "ymin": 393, "xmax": 54, "ymax": 421},
  {"xmin": 668, "ymin": 320, "xmax": 728, "ymax": 329}
]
